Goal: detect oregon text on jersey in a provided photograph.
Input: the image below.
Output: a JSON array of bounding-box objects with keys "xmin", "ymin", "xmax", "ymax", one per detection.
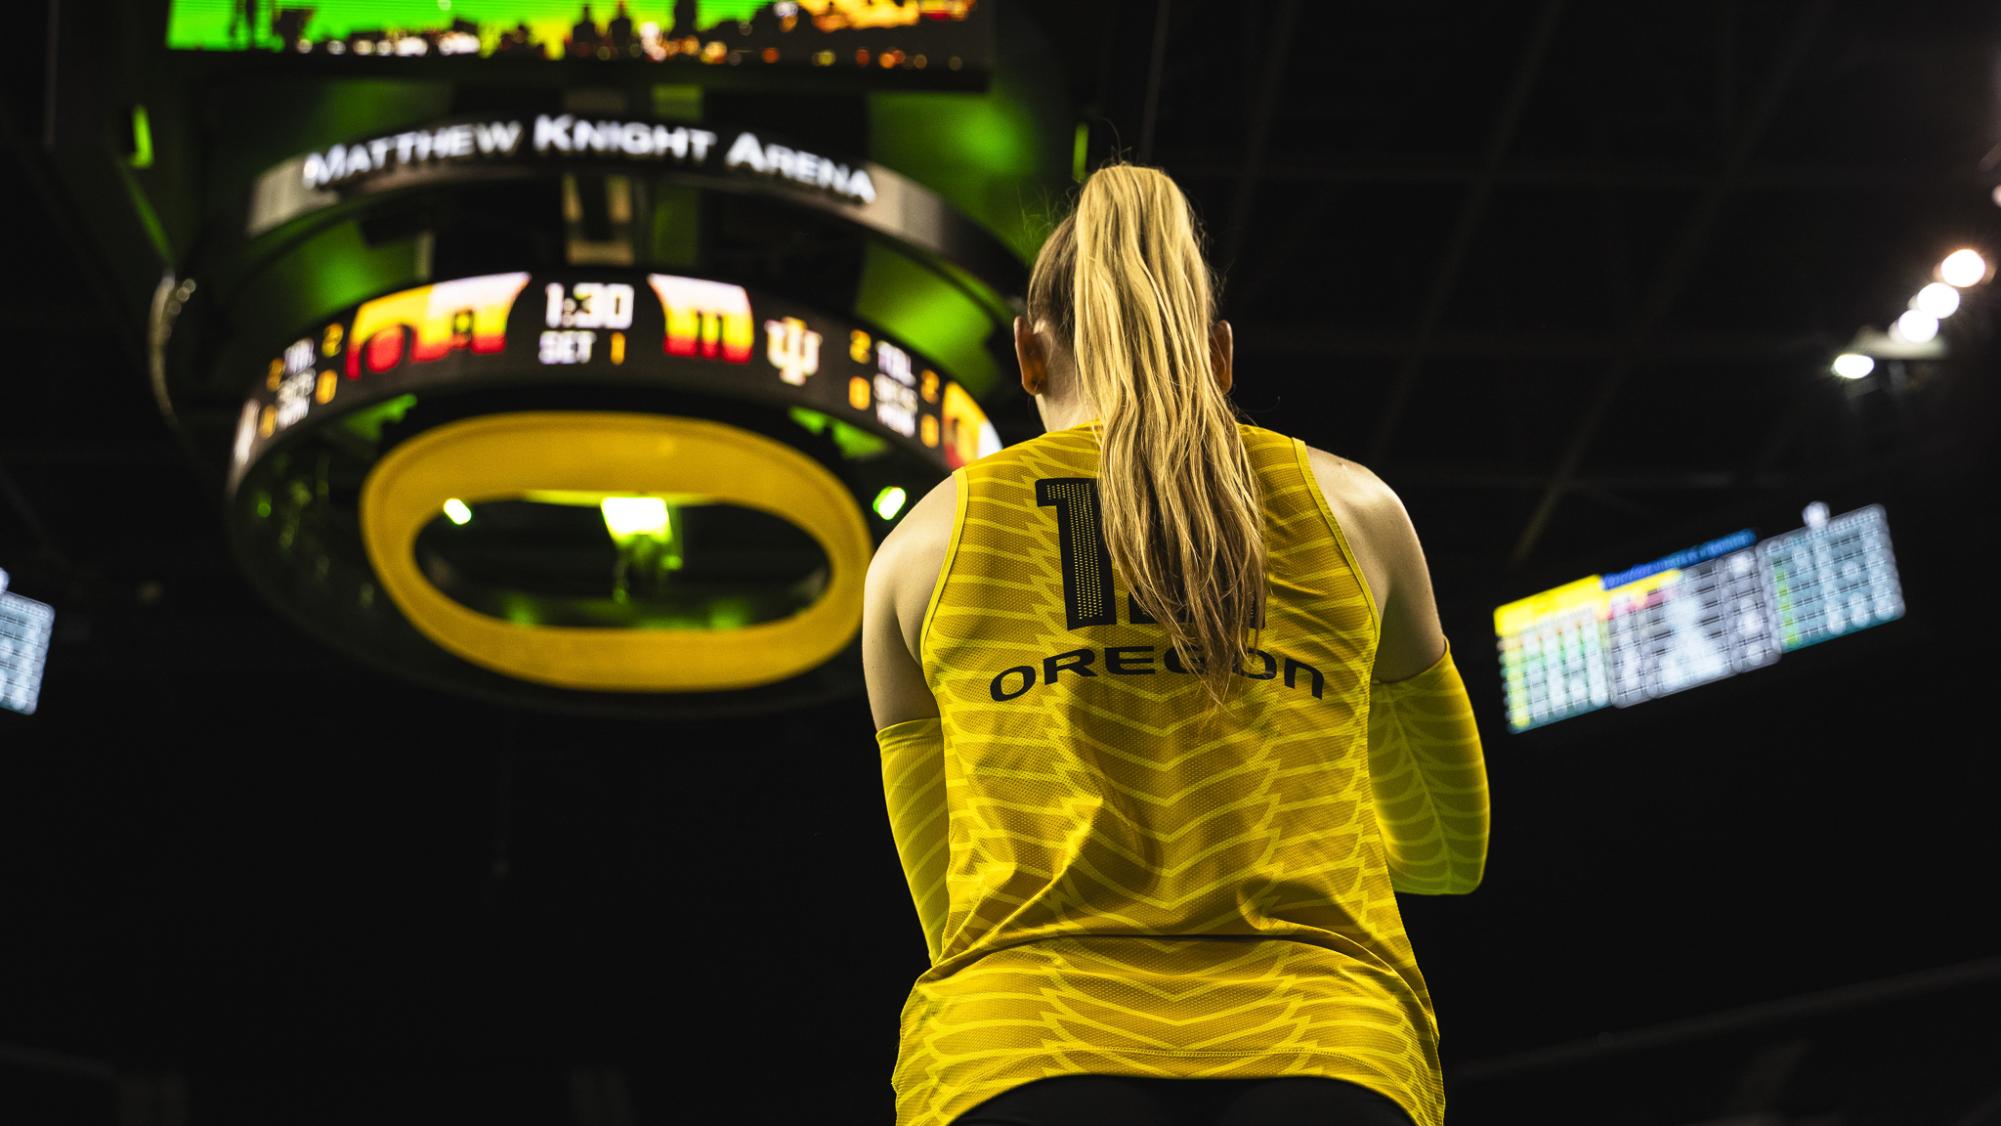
[{"xmin": 985, "ymin": 643, "xmax": 1327, "ymax": 702}]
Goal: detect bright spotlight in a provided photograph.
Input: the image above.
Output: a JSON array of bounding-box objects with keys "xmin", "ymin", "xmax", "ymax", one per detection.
[
  {"xmin": 1913, "ymin": 282, "xmax": 1960, "ymax": 318},
  {"xmin": 1893, "ymin": 309, "xmax": 1939, "ymax": 344},
  {"xmin": 1939, "ymin": 248, "xmax": 1987, "ymax": 288},
  {"xmin": 872, "ymin": 486, "xmax": 909, "ymax": 520},
  {"xmin": 600, "ymin": 496, "xmax": 671, "ymax": 542},
  {"xmin": 1831, "ymin": 353, "xmax": 1875, "ymax": 379},
  {"xmin": 443, "ymin": 498, "xmax": 473, "ymax": 526}
]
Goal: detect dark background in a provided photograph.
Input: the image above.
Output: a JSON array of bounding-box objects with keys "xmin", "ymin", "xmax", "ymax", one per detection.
[{"xmin": 4, "ymin": 2, "xmax": 2000, "ymax": 1123}]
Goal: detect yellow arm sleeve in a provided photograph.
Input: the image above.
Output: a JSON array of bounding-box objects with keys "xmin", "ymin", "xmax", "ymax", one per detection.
[
  {"xmin": 876, "ymin": 716, "xmax": 950, "ymax": 963},
  {"xmin": 1367, "ymin": 639, "xmax": 1491, "ymax": 895}
]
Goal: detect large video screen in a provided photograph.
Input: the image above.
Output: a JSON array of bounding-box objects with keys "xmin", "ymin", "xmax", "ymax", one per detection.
[
  {"xmin": 165, "ymin": 0, "xmax": 989, "ymax": 78},
  {"xmin": 1494, "ymin": 504, "xmax": 1905, "ymax": 733}
]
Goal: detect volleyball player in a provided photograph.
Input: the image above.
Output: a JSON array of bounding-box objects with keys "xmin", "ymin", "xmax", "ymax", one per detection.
[{"xmin": 864, "ymin": 163, "xmax": 1490, "ymax": 1126}]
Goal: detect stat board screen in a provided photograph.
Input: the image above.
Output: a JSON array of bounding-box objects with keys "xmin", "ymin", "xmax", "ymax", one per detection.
[
  {"xmin": 0, "ymin": 576, "xmax": 54, "ymax": 717},
  {"xmin": 1495, "ymin": 505, "xmax": 1904, "ymax": 732},
  {"xmin": 227, "ymin": 270, "xmax": 1002, "ymax": 495}
]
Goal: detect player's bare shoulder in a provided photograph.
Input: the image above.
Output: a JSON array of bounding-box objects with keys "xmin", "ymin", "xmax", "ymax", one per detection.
[
  {"xmin": 1302, "ymin": 444, "xmax": 1377, "ymax": 496},
  {"xmin": 1300, "ymin": 444, "xmax": 1398, "ymax": 527},
  {"xmin": 868, "ymin": 470, "xmax": 959, "ymax": 654},
  {"xmin": 1298, "ymin": 443, "xmax": 1403, "ymax": 624},
  {"xmin": 891, "ymin": 470, "xmax": 958, "ymax": 545}
]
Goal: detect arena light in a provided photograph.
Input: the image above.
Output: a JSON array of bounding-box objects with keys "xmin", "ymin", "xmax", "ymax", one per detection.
[
  {"xmin": 873, "ymin": 486, "xmax": 909, "ymax": 520},
  {"xmin": 601, "ymin": 496, "xmax": 672, "ymax": 543},
  {"xmin": 1831, "ymin": 352, "xmax": 1875, "ymax": 379},
  {"xmin": 1912, "ymin": 282, "xmax": 1960, "ymax": 318},
  {"xmin": 1893, "ymin": 309, "xmax": 1939, "ymax": 344},
  {"xmin": 1939, "ymin": 248, "xmax": 1988, "ymax": 288},
  {"xmin": 128, "ymin": 105, "xmax": 153, "ymax": 170}
]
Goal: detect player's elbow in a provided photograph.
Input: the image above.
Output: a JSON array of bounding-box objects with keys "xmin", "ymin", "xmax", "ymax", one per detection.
[
  {"xmin": 1443, "ymin": 855, "xmax": 1485, "ymax": 895},
  {"xmin": 1415, "ymin": 858, "xmax": 1486, "ymax": 896},
  {"xmin": 1384, "ymin": 817, "xmax": 1487, "ymax": 895},
  {"xmin": 1444, "ymin": 807, "xmax": 1489, "ymax": 894}
]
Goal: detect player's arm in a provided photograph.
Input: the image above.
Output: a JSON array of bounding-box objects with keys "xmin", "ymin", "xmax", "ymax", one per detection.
[
  {"xmin": 1353, "ymin": 467, "xmax": 1490, "ymax": 896},
  {"xmin": 863, "ymin": 474, "xmax": 955, "ymax": 960},
  {"xmin": 862, "ymin": 473, "xmax": 954, "ymax": 730}
]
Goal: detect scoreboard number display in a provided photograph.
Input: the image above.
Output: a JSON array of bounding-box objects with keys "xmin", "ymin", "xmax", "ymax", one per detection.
[
  {"xmin": 1495, "ymin": 504, "xmax": 1905, "ymax": 733},
  {"xmin": 228, "ymin": 269, "xmax": 1001, "ymax": 493},
  {"xmin": 0, "ymin": 570, "xmax": 55, "ymax": 717}
]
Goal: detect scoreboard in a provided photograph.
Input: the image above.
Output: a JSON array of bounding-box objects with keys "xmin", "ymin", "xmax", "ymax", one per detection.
[
  {"xmin": 227, "ymin": 269, "xmax": 1000, "ymax": 493},
  {"xmin": 0, "ymin": 569, "xmax": 55, "ymax": 717},
  {"xmin": 1496, "ymin": 504, "xmax": 1905, "ymax": 733},
  {"xmin": 216, "ymin": 267, "xmax": 1004, "ymax": 712}
]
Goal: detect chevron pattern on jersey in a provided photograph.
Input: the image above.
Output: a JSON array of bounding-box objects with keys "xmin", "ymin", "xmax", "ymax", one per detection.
[
  {"xmin": 878, "ymin": 422, "xmax": 1445, "ymax": 1126},
  {"xmin": 879, "ymin": 715, "xmax": 951, "ymax": 962}
]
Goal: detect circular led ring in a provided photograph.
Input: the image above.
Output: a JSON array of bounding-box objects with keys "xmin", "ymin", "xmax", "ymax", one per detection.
[{"xmin": 361, "ymin": 411, "xmax": 871, "ymax": 692}]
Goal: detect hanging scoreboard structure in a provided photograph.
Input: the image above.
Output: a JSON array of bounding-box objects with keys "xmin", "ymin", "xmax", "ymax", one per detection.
[
  {"xmin": 225, "ymin": 269, "xmax": 999, "ymax": 707},
  {"xmin": 45, "ymin": 0, "xmax": 1069, "ymax": 717},
  {"xmin": 1495, "ymin": 504, "xmax": 1906, "ymax": 733},
  {"xmin": 193, "ymin": 128, "xmax": 1023, "ymax": 717}
]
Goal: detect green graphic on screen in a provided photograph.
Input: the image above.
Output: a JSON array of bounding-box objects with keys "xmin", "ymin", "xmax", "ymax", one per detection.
[{"xmin": 166, "ymin": 1, "xmax": 985, "ymax": 69}]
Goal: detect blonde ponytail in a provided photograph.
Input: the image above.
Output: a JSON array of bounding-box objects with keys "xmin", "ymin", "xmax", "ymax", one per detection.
[{"xmin": 1027, "ymin": 162, "xmax": 1267, "ymax": 717}]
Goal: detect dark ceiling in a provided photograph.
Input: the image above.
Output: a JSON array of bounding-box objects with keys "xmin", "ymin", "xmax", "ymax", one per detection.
[{"xmin": 3, "ymin": 2, "xmax": 1999, "ymax": 1124}]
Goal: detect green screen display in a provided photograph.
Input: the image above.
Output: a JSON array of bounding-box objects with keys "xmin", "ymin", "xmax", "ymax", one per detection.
[{"xmin": 166, "ymin": 0, "xmax": 987, "ymax": 74}]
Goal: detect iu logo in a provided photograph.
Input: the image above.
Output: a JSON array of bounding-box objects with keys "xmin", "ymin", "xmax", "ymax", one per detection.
[{"xmin": 765, "ymin": 316, "xmax": 822, "ymax": 386}]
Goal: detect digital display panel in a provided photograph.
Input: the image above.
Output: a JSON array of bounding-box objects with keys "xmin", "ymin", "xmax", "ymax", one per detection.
[
  {"xmin": 165, "ymin": 0, "xmax": 989, "ymax": 78},
  {"xmin": 1495, "ymin": 505, "xmax": 1905, "ymax": 733},
  {"xmin": 1760, "ymin": 505, "xmax": 1906, "ymax": 651},
  {"xmin": 227, "ymin": 270, "xmax": 1002, "ymax": 492},
  {"xmin": 0, "ymin": 571, "xmax": 55, "ymax": 717}
]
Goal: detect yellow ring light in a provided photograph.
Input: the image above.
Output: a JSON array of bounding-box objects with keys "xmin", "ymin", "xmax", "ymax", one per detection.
[{"xmin": 360, "ymin": 411, "xmax": 870, "ymax": 693}]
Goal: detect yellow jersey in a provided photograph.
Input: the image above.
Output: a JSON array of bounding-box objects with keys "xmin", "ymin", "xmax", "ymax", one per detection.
[{"xmin": 875, "ymin": 419, "xmax": 1442, "ymax": 1126}]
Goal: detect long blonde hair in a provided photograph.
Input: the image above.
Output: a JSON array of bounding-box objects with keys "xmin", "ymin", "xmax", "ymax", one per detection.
[{"xmin": 1027, "ymin": 162, "xmax": 1267, "ymax": 716}]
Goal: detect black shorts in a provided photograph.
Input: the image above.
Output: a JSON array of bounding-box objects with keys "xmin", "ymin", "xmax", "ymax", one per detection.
[{"xmin": 947, "ymin": 1073, "xmax": 1420, "ymax": 1126}]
